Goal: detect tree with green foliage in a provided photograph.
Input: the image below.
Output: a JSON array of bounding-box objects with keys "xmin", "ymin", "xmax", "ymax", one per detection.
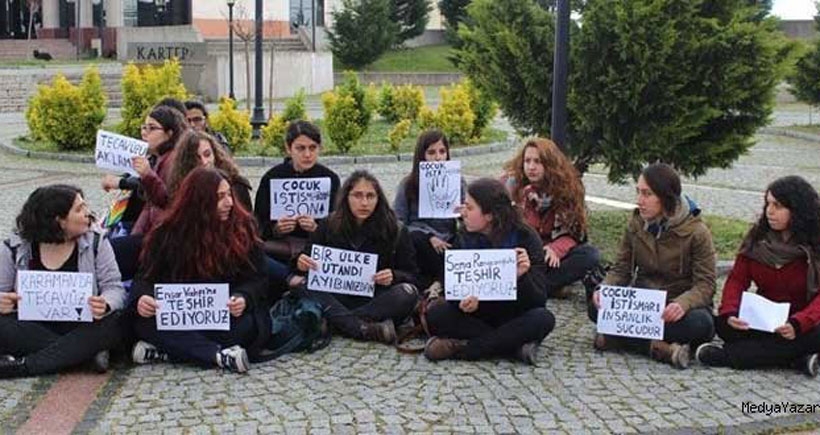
[
  {"xmin": 789, "ymin": 3, "xmax": 820, "ymax": 108},
  {"xmin": 327, "ymin": 0, "xmax": 398, "ymax": 69},
  {"xmin": 572, "ymin": 0, "xmax": 787, "ymax": 181},
  {"xmin": 457, "ymin": 0, "xmax": 787, "ymax": 182},
  {"xmin": 438, "ymin": 0, "xmax": 472, "ymax": 43},
  {"xmin": 456, "ymin": 0, "xmax": 556, "ymax": 136},
  {"xmin": 391, "ymin": 0, "xmax": 432, "ymax": 45}
]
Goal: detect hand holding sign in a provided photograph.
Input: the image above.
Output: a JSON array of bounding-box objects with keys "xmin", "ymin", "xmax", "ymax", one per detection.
[
  {"xmin": 297, "ymin": 215, "xmax": 318, "ymax": 232},
  {"xmin": 516, "ymin": 248, "xmax": 531, "ymax": 277},
  {"xmin": 775, "ymin": 323, "xmax": 796, "ymax": 340},
  {"xmin": 661, "ymin": 302, "xmax": 685, "ymax": 323},
  {"xmin": 0, "ymin": 292, "xmax": 19, "ymax": 314},
  {"xmin": 373, "ymin": 269, "xmax": 394, "ymax": 286},
  {"xmin": 459, "ymin": 295, "xmax": 479, "ymax": 313},
  {"xmin": 297, "ymin": 254, "xmax": 319, "ymax": 272},
  {"xmin": 227, "ymin": 296, "xmax": 246, "ymax": 317},
  {"xmin": 88, "ymin": 295, "xmax": 108, "ymax": 319},
  {"xmin": 137, "ymin": 295, "xmax": 158, "ymax": 318},
  {"xmin": 275, "ymin": 217, "xmax": 298, "ymax": 235},
  {"xmin": 131, "ymin": 156, "xmax": 151, "ymax": 177}
]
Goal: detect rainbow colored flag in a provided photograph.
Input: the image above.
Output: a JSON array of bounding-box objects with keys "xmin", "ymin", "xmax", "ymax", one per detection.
[{"xmin": 103, "ymin": 190, "xmax": 132, "ymax": 228}]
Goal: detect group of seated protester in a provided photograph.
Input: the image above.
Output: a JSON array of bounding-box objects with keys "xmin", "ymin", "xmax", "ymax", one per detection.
[{"xmin": 1, "ymin": 106, "xmax": 819, "ymax": 378}]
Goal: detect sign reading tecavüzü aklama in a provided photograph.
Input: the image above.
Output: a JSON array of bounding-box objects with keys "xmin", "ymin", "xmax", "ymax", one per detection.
[
  {"xmin": 126, "ymin": 43, "xmax": 208, "ymax": 64},
  {"xmin": 16, "ymin": 271, "xmax": 94, "ymax": 322},
  {"xmin": 597, "ymin": 285, "xmax": 666, "ymax": 340},
  {"xmin": 95, "ymin": 130, "xmax": 148, "ymax": 176}
]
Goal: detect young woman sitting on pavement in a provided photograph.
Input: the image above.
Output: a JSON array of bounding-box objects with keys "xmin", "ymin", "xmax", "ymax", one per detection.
[
  {"xmin": 588, "ymin": 163, "xmax": 716, "ymax": 369},
  {"xmin": 423, "ymin": 178, "xmax": 556, "ymax": 365},
  {"xmin": 0, "ymin": 185, "xmax": 126, "ymax": 377},
  {"xmin": 293, "ymin": 170, "xmax": 419, "ymax": 344},
  {"xmin": 393, "ymin": 129, "xmax": 465, "ymax": 296},
  {"xmin": 697, "ymin": 175, "xmax": 820, "ymax": 377},
  {"xmin": 168, "ymin": 130, "xmax": 253, "ymax": 212},
  {"xmin": 502, "ymin": 138, "xmax": 601, "ymax": 298},
  {"xmin": 131, "ymin": 168, "xmax": 269, "ymax": 374}
]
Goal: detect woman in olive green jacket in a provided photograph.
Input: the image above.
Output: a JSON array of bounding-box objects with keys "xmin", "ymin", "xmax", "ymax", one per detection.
[{"xmin": 587, "ymin": 163, "xmax": 716, "ymax": 369}]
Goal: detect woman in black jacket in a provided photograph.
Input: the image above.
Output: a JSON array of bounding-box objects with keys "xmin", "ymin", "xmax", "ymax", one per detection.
[
  {"xmin": 131, "ymin": 168, "xmax": 269, "ymax": 373},
  {"xmin": 424, "ymin": 178, "xmax": 555, "ymax": 365},
  {"xmin": 293, "ymin": 170, "xmax": 419, "ymax": 344}
]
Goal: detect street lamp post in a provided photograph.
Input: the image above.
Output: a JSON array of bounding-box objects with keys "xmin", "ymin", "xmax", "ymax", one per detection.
[
  {"xmin": 227, "ymin": 0, "xmax": 236, "ymax": 100},
  {"xmin": 250, "ymin": 0, "xmax": 266, "ymax": 139},
  {"xmin": 551, "ymin": 0, "xmax": 570, "ymax": 151}
]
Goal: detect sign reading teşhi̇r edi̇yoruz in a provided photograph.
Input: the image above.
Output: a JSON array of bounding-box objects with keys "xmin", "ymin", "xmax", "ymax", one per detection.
[
  {"xmin": 155, "ymin": 283, "xmax": 230, "ymax": 331},
  {"xmin": 597, "ymin": 285, "xmax": 666, "ymax": 340},
  {"xmin": 444, "ymin": 249, "xmax": 517, "ymax": 301}
]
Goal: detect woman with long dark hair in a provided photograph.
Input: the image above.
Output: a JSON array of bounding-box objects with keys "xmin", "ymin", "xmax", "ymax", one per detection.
[
  {"xmin": 131, "ymin": 168, "xmax": 269, "ymax": 373},
  {"xmin": 169, "ymin": 130, "xmax": 252, "ymax": 211},
  {"xmin": 293, "ymin": 170, "xmax": 418, "ymax": 344},
  {"xmin": 502, "ymin": 138, "xmax": 601, "ymax": 298},
  {"xmin": 0, "ymin": 185, "xmax": 125, "ymax": 377},
  {"xmin": 697, "ymin": 176, "xmax": 820, "ymax": 377},
  {"xmin": 588, "ymin": 163, "xmax": 716, "ymax": 369},
  {"xmin": 393, "ymin": 129, "xmax": 465, "ymax": 294},
  {"xmin": 423, "ymin": 178, "xmax": 555, "ymax": 365}
]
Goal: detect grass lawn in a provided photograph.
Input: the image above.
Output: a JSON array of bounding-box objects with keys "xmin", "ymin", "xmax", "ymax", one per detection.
[
  {"xmin": 336, "ymin": 45, "xmax": 459, "ymax": 73},
  {"xmin": 587, "ymin": 209, "xmax": 748, "ymax": 264},
  {"xmin": 787, "ymin": 124, "xmax": 820, "ymax": 135},
  {"xmin": 0, "ymin": 58, "xmax": 119, "ymax": 68}
]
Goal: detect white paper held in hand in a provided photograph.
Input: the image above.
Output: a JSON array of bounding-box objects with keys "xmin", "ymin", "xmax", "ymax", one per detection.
[{"xmin": 738, "ymin": 292, "xmax": 790, "ymax": 333}]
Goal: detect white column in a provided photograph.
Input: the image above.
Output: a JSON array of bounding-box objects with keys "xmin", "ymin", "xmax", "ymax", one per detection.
[
  {"xmin": 106, "ymin": 0, "xmax": 124, "ymax": 27},
  {"xmin": 268, "ymin": 0, "xmax": 288, "ymax": 21},
  {"xmin": 79, "ymin": 0, "xmax": 94, "ymax": 27},
  {"xmin": 41, "ymin": 0, "xmax": 60, "ymax": 28}
]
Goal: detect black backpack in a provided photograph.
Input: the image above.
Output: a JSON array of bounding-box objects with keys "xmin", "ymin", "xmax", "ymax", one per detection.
[{"xmin": 255, "ymin": 292, "xmax": 331, "ymax": 361}]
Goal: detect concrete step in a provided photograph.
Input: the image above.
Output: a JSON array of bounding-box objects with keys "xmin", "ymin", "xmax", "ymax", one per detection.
[{"xmin": 0, "ymin": 39, "xmax": 77, "ymax": 61}]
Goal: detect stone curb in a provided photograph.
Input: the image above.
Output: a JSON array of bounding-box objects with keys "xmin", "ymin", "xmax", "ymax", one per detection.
[
  {"xmin": 0, "ymin": 135, "xmax": 518, "ymax": 167},
  {"xmin": 759, "ymin": 126, "xmax": 820, "ymax": 143}
]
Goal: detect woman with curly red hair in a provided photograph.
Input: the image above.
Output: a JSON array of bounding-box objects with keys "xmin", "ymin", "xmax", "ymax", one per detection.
[
  {"xmin": 502, "ymin": 138, "xmax": 601, "ymax": 298},
  {"xmin": 130, "ymin": 168, "xmax": 269, "ymax": 373}
]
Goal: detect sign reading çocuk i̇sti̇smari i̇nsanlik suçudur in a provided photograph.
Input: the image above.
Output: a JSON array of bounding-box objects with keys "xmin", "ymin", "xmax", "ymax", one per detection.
[
  {"xmin": 597, "ymin": 285, "xmax": 666, "ymax": 340},
  {"xmin": 307, "ymin": 245, "xmax": 378, "ymax": 297},
  {"xmin": 155, "ymin": 284, "xmax": 230, "ymax": 331},
  {"xmin": 16, "ymin": 271, "xmax": 94, "ymax": 322},
  {"xmin": 418, "ymin": 161, "xmax": 461, "ymax": 219},
  {"xmin": 95, "ymin": 130, "xmax": 149, "ymax": 177},
  {"xmin": 444, "ymin": 249, "xmax": 518, "ymax": 301},
  {"xmin": 270, "ymin": 178, "xmax": 332, "ymax": 220}
]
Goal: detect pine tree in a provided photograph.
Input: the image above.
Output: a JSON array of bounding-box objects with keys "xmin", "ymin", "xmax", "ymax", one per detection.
[
  {"xmin": 326, "ymin": 0, "xmax": 398, "ymax": 69},
  {"xmin": 391, "ymin": 0, "xmax": 432, "ymax": 45}
]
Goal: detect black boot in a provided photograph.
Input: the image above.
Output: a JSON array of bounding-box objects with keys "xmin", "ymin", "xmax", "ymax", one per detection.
[{"xmin": 0, "ymin": 355, "xmax": 28, "ymax": 379}]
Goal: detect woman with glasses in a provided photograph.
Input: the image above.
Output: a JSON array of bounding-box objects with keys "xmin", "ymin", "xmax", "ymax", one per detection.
[{"xmin": 292, "ymin": 170, "xmax": 419, "ymax": 344}]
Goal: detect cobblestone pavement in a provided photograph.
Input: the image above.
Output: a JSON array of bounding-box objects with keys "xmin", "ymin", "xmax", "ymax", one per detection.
[{"xmin": 1, "ymin": 115, "xmax": 820, "ymax": 433}]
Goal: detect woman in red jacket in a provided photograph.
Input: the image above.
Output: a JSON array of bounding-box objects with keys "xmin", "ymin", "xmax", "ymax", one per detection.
[{"xmin": 697, "ymin": 176, "xmax": 820, "ymax": 377}]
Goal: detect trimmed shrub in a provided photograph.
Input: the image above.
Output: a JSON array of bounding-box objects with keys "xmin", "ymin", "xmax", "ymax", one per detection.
[
  {"xmin": 379, "ymin": 83, "xmax": 425, "ymax": 123},
  {"xmin": 337, "ymin": 71, "xmax": 376, "ymax": 133},
  {"xmin": 322, "ymin": 91, "xmax": 364, "ymax": 154},
  {"xmin": 462, "ymin": 78, "xmax": 497, "ymax": 140},
  {"xmin": 436, "ymin": 84, "xmax": 475, "ymax": 146},
  {"xmin": 388, "ymin": 119, "xmax": 413, "ymax": 153},
  {"xmin": 25, "ymin": 67, "xmax": 107, "ymax": 151},
  {"xmin": 209, "ymin": 97, "xmax": 252, "ymax": 153},
  {"xmin": 282, "ymin": 88, "xmax": 309, "ymax": 122},
  {"xmin": 119, "ymin": 60, "xmax": 187, "ymax": 138},
  {"xmin": 260, "ymin": 114, "xmax": 289, "ymax": 155}
]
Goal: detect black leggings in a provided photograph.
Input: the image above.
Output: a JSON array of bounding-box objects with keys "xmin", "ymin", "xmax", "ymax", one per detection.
[
  {"xmin": 0, "ymin": 312, "xmax": 124, "ymax": 375},
  {"xmin": 298, "ymin": 283, "xmax": 418, "ymax": 339},
  {"xmin": 426, "ymin": 302, "xmax": 555, "ymax": 360},
  {"xmin": 716, "ymin": 316, "xmax": 820, "ymax": 369},
  {"xmin": 545, "ymin": 244, "xmax": 601, "ymax": 297},
  {"xmin": 409, "ymin": 231, "xmax": 448, "ymax": 290},
  {"xmin": 133, "ymin": 313, "xmax": 256, "ymax": 368}
]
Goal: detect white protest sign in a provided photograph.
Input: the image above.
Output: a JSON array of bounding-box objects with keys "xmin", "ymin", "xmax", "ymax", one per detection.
[
  {"xmin": 270, "ymin": 177, "xmax": 332, "ymax": 220},
  {"xmin": 444, "ymin": 249, "xmax": 517, "ymax": 301},
  {"xmin": 739, "ymin": 292, "xmax": 790, "ymax": 333},
  {"xmin": 597, "ymin": 285, "xmax": 666, "ymax": 340},
  {"xmin": 418, "ymin": 160, "xmax": 461, "ymax": 219},
  {"xmin": 94, "ymin": 130, "xmax": 149, "ymax": 176},
  {"xmin": 307, "ymin": 244, "xmax": 378, "ymax": 297},
  {"xmin": 16, "ymin": 271, "xmax": 94, "ymax": 322},
  {"xmin": 155, "ymin": 284, "xmax": 230, "ymax": 331}
]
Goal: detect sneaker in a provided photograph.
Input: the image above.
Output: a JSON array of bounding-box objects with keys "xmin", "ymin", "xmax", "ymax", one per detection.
[
  {"xmin": 423, "ymin": 336, "xmax": 468, "ymax": 361},
  {"xmin": 516, "ymin": 342, "xmax": 539, "ymax": 366},
  {"xmin": 132, "ymin": 341, "xmax": 168, "ymax": 365},
  {"xmin": 361, "ymin": 319, "xmax": 397, "ymax": 344},
  {"xmin": 593, "ymin": 333, "xmax": 623, "ymax": 351},
  {"xmin": 424, "ymin": 281, "xmax": 444, "ymax": 300},
  {"xmin": 649, "ymin": 340, "xmax": 690, "ymax": 369},
  {"xmin": 800, "ymin": 353, "xmax": 819, "ymax": 378},
  {"xmin": 0, "ymin": 354, "xmax": 27, "ymax": 379},
  {"xmin": 217, "ymin": 345, "xmax": 250, "ymax": 374},
  {"xmin": 695, "ymin": 343, "xmax": 728, "ymax": 367},
  {"xmin": 91, "ymin": 350, "xmax": 109, "ymax": 373}
]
